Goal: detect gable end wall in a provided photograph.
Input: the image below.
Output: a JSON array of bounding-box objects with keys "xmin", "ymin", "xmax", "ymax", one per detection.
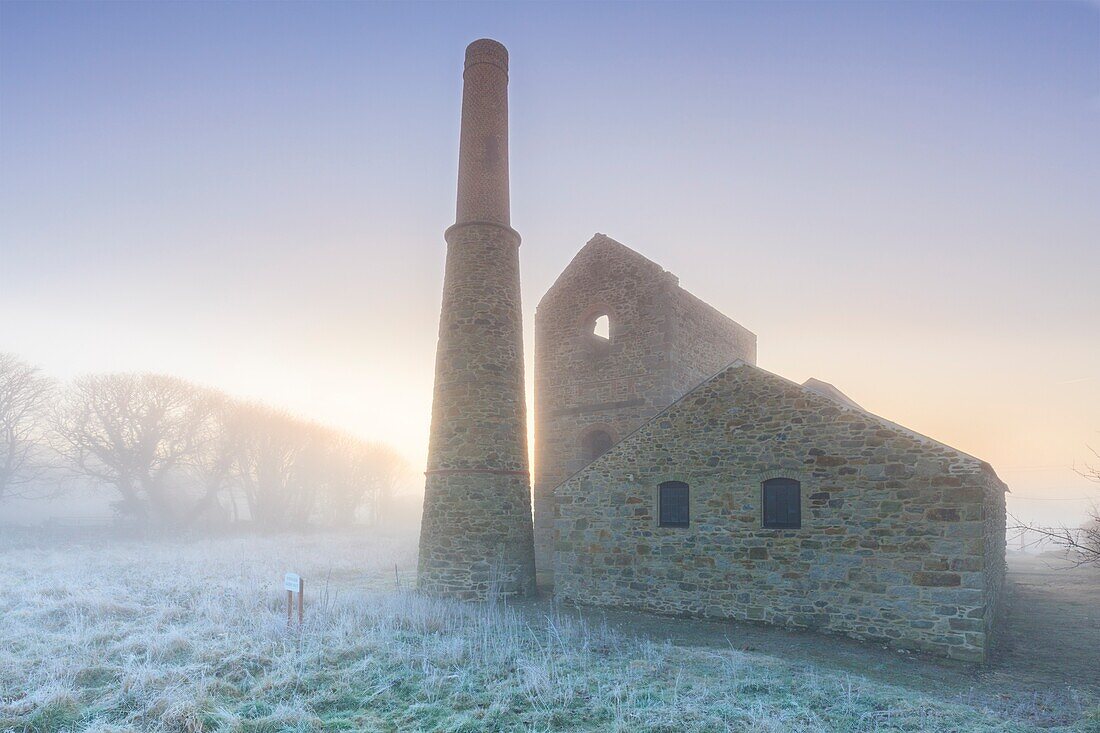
[
  {"xmin": 554, "ymin": 363, "xmax": 1007, "ymax": 662},
  {"xmin": 533, "ymin": 236, "xmax": 756, "ymax": 573}
]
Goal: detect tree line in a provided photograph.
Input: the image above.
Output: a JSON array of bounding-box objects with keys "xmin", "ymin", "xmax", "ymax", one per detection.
[{"xmin": 0, "ymin": 352, "xmax": 415, "ymax": 531}]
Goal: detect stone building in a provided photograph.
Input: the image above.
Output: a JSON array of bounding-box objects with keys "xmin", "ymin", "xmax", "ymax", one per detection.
[
  {"xmin": 419, "ymin": 39, "xmax": 1007, "ymax": 661},
  {"xmin": 538, "ymin": 239, "xmax": 1007, "ymax": 663},
  {"xmin": 533, "ymin": 234, "xmax": 756, "ymax": 570}
]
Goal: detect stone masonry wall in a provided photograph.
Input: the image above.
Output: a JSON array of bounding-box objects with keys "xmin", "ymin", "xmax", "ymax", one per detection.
[
  {"xmin": 418, "ymin": 220, "xmax": 536, "ymax": 599},
  {"xmin": 533, "ymin": 235, "xmax": 755, "ymax": 573},
  {"xmin": 554, "ymin": 362, "xmax": 1007, "ymax": 662},
  {"xmin": 981, "ymin": 470, "xmax": 1007, "ymax": 646},
  {"xmin": 670, "ymin": 287, "xmax": 758, "ymax": 389}
]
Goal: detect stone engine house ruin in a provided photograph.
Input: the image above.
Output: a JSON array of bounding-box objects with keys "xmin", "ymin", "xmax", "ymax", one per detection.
[
  {"xmin": 421, "ymin": 39, "xmax": 1007, "ymax": 663},
  {"xmin": 533, "ymin": 235, "xmax": 756, "ymax": 571},
  {"xmin": 535, "ymin": 236, "xmax": 1007, "ymax": 663}
]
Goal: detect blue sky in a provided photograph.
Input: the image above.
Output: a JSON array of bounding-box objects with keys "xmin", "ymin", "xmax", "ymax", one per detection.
[{"xmin": 2, "ymin": 1, "xmax": 1098, "ymax": 524}]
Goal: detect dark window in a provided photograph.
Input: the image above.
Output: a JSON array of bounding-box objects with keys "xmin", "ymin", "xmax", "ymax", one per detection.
[
  {"xmin": 582, "ymin": 430, "xmax": 613, "ymax": 462},
  {"xmin": 658, "ymin": 481, "xmax": 690, "ymax": 528},
  {"xmin": 762, "ymin": 478, "xmax": 801, "ymax": 529}
]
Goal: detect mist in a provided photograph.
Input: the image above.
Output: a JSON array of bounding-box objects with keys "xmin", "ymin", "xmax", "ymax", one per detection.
[
  {"xmin": 2, "ymin": 2, "xmax": 1098, "ymax": 731},
  {"xmin": 0, "ymin": 354, "xmax": 424, "ymax": 542}
]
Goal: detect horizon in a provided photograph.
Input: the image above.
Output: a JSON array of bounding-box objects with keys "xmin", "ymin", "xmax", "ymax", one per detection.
[{"xmin": 2, "ymin": 1, "xmax": 1098, "ymax": 527}]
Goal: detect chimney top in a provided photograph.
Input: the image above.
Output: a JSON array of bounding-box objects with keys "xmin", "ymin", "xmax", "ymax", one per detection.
[{"xmin": 465, "ymin": 38, "xmax": 508, "ymax": 72}]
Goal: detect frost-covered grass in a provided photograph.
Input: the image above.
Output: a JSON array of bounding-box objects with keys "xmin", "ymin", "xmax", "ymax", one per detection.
[{"xmin": 0, "ymin": 533, "xmax": 1095, "ymax": 732}]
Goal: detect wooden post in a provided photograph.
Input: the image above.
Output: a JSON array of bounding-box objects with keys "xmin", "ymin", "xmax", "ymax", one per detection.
[{"xmin": 284, "ymin": 572, "xmax": 303, "ymax": 628}]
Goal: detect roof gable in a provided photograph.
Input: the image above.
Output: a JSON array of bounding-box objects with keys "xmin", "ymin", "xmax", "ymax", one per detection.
[
  {"xmin": 538, "ymin": 233, "xmax": 671, "ymax": 309},
  {"xmin": 559, "ymin": 360, "xmax": 1005, "ymax": 491}
]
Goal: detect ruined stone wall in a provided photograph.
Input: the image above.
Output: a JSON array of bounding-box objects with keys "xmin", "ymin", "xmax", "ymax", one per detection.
[
  {"xmin": 555, "ymin": 362, "xmax": 1007, "ymax": 662},
  {"xmin": 532, "ymin": 235, "xmax": 755, "ymax": 573},
  {"xmin": 669, "ymin": 287, "xmax": 758, "ymax": 389}
]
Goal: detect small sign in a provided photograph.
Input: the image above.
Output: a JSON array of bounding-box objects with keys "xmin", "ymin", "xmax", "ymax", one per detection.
[{"xmin": 284, "ymin": 573, "xmax": 304, "ymax": 628}]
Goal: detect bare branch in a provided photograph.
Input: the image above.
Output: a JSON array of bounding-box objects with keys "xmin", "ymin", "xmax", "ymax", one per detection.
[
  {"xmin": 1010, "ymin": 506, "xmax": 1100, "ymax": 568},
  {"xmin": 0, "ymin": 353, "xmax": 55, "ymax": 501},
  {"xmin": 52, "ymin": 373, "xmax": 215, "ymax": 528}
]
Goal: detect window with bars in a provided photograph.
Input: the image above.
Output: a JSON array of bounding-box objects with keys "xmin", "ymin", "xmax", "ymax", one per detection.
[
  {"xmin": 762, "ymin": 478, "xmax": 801, "ymax": 529},
  {"xmin": 658, "ymin": 481, "xmax": 690, "ymax": 528}
]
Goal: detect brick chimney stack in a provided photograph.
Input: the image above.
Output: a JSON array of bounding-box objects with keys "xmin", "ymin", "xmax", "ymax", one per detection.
[
  {"xmin": 455, "ymin": 39, "xmax": 510, "ymax": 226},
  {"xmin": 417, "ymin": 39, "xmax": 536, "ymax": 600}
]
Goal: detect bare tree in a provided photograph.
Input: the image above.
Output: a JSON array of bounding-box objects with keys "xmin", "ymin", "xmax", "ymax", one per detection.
[
  {"xmin": 0, "ymin": 353, "xmax": 55, "ymax": 501},
  {"xmin": 231, "ymin": 405, "xmax": 317, "ymax": 529},
  {"xmin": 314, "ymin": 437, "xmax": 411, "ymax": 526},
  {"xmin": 34, "ymin": 363, "xmax": 415, "ymax": 532},
  {"xmin": 180, "ymin": 390, "xmax": 240, "ymax": 528},
  {"xmin": 53, "ymin": 373, "xmax": 214, "ymax": 528},
  {"xmin": 1077, "ymin": 446, "xmax": 1100, "ymax": 485},
  {"xmin": 1012, "ymin": 446, "xmax": 1100, "ymax": 567},
  {"xmin": 358, "ymin": 442, "xmax": 413, "ymax": 526}
]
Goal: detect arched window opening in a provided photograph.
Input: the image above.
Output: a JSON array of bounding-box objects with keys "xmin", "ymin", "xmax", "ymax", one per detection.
[
  {"xmin": 592, "ymin": 314, "xmax": 610, "ymax": 341},
  {"xmin": 658, "ymin": 481, "xmax": 690, "ymax": 528},
  {"xmin": 582, "ymin": 429, "xmax": 613, "ymax": 462},
  {"xmin": 584, "ymin": 312, "xmax": 611, "ymax": 360},
  {"xmin": 762, "ymin": 478, "xmax": 801, "ymax": 529}
]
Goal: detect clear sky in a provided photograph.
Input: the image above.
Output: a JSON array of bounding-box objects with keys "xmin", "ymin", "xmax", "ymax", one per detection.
[{"xmin": 2, "ymin": 1, "xmax": 1098, "ymax": 526}]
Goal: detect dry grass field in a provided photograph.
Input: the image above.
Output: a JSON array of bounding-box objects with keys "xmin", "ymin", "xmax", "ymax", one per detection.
[{"xmin": 0, "ymin": 531, "xmax": 1096, "ymax": 732}]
